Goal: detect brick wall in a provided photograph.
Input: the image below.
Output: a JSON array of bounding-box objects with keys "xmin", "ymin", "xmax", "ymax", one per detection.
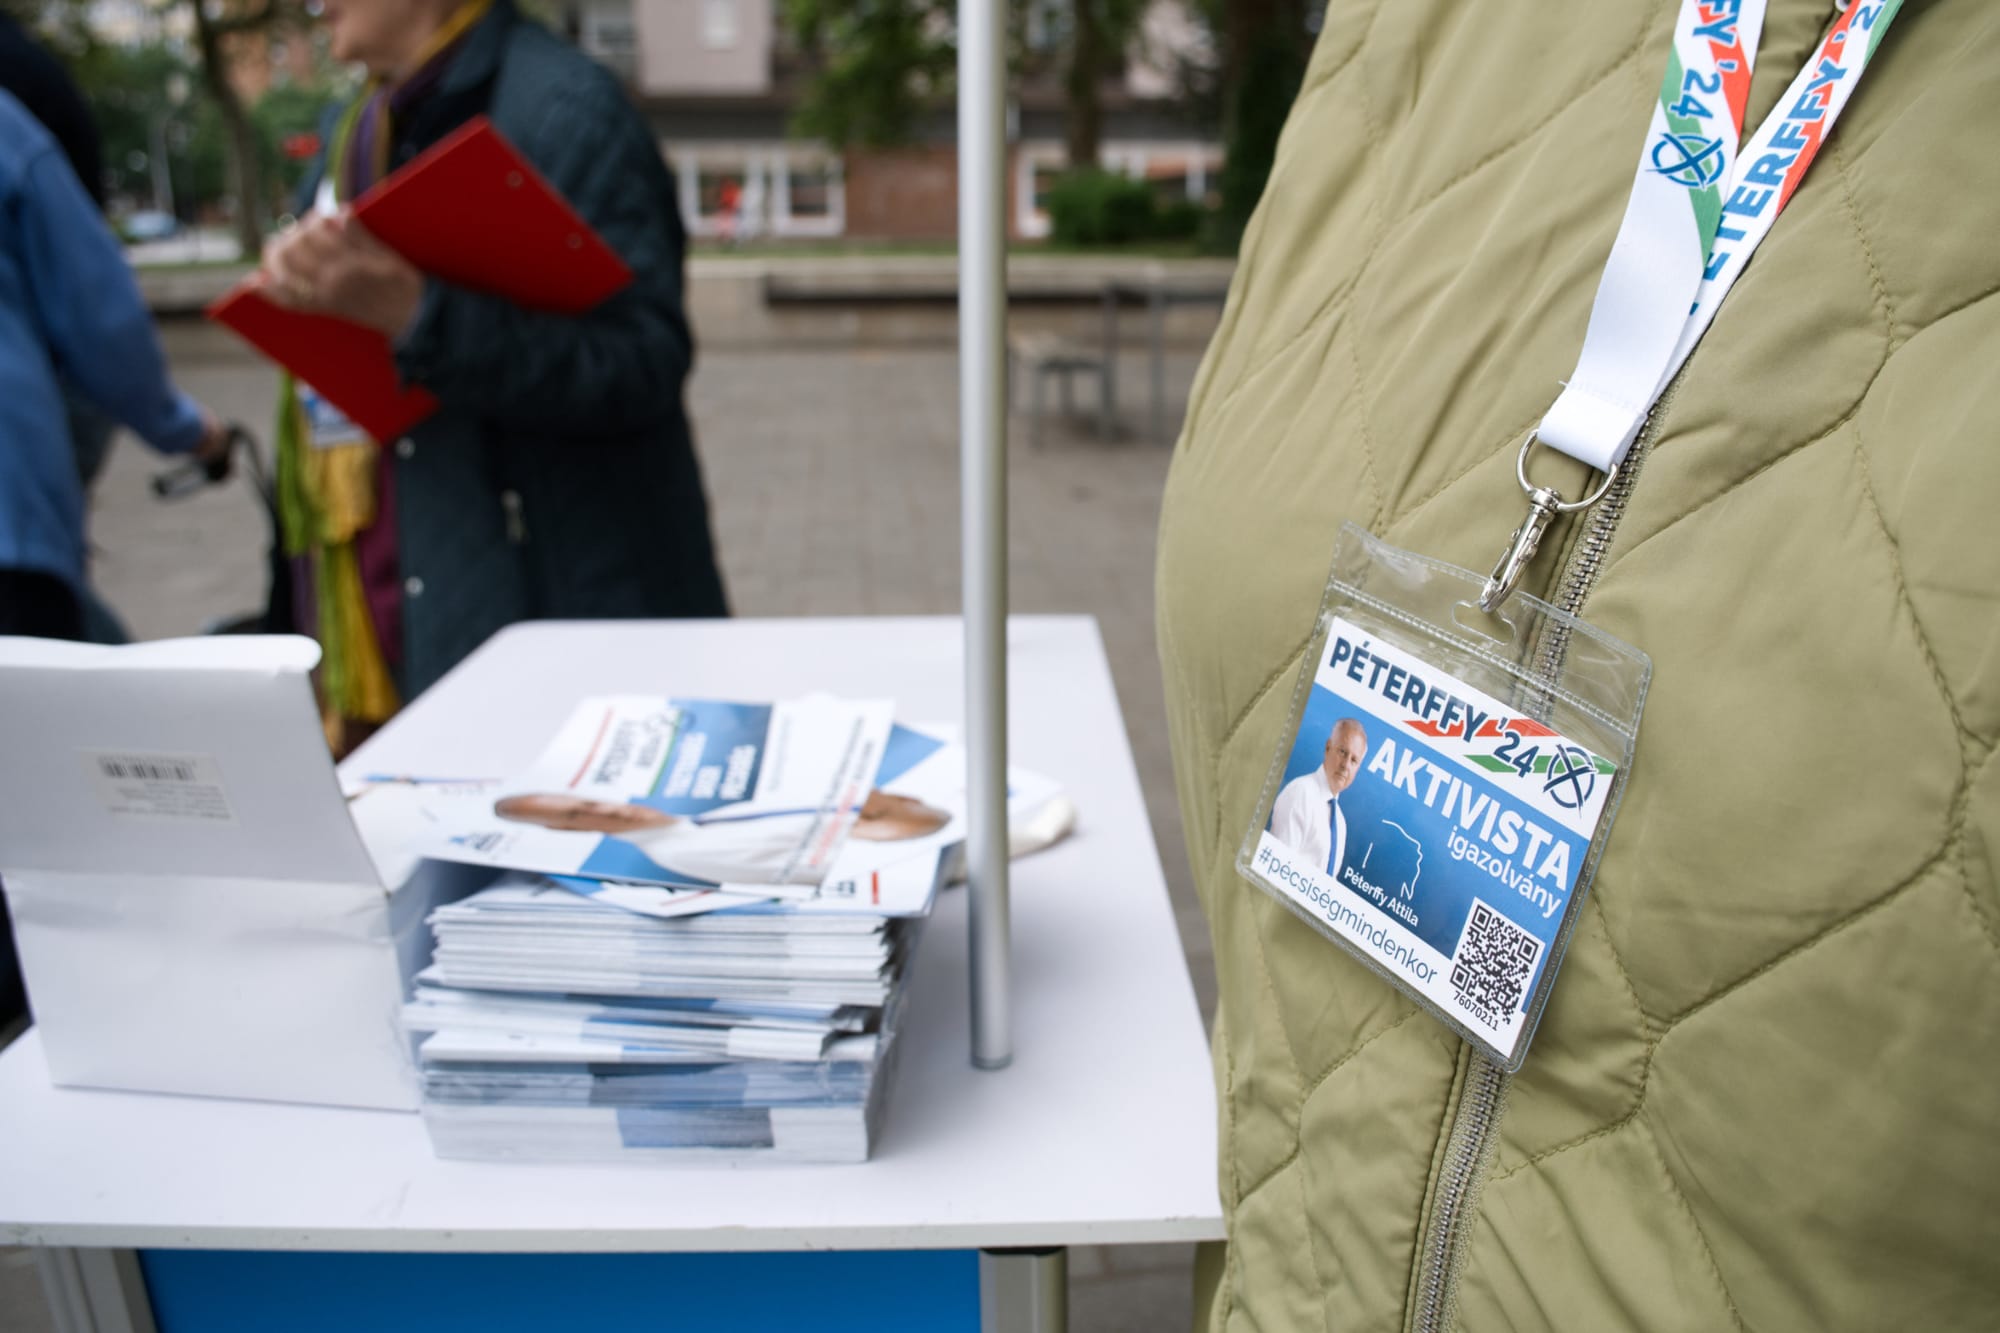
[
  {"xmin": 844, "ymin": 144, "xmax": 1037, "ymax": 241},
  {"xmin": 843, "ymin": 145, "xmax": 958, "ymax": 240}
]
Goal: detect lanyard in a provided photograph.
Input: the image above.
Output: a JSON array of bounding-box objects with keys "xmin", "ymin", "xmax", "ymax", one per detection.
[{"xmin": 1481, "ymin": 0, "xmax": 1904, "ymax": 611}]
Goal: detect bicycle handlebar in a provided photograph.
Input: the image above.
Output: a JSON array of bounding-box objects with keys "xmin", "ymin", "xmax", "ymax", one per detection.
[{"xmin": 151, "ymin": 424, "xmax": 256, "ymax": 500}]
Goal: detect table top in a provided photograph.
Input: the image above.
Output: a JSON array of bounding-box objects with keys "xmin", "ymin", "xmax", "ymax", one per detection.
[{"xmin": 0, "ymin": 616, "xmax": 1225, "ymax": 1253}]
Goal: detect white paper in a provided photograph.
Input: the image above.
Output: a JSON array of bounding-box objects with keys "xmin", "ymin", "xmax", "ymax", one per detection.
[{"xmin": 411, "ymin": 696, "xmax": 896, "ymax": 899}]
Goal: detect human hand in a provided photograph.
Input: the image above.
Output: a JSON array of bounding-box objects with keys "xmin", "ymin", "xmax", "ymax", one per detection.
[
  {"xmin": 193, "ymin": 409, "xmax": 233, "ymax": 466},
  {"xmin": 260, "ymin": 210, "xmax": 425, "ymax": 338}
]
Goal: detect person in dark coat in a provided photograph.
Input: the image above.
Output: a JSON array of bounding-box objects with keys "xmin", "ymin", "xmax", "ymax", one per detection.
[
  {"xmin": 0, "ymin": 12, "xmax": 103, "ymax": 210},
  {"xmin": 259, "ymin": 0, "xmax": 726, "ymax": 746}
]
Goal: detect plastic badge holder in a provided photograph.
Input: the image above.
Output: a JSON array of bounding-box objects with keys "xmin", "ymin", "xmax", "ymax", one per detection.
[{"xmin": 1237, "ymin": 524, "xmax": 1650, "ymax": 1070}]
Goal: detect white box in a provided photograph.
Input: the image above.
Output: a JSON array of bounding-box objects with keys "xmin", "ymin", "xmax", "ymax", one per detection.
[{"xmin": 0, "ymin": 635, "xmax": 450, "ymax": 1112}]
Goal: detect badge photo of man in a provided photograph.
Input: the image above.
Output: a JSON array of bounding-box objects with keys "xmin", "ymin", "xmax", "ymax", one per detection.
[{"xmin": 1269, "ymin": 717, "xmax": 1368, "ymax": 881}]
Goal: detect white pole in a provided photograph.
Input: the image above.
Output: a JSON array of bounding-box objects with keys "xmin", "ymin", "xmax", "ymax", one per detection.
[{"xmin": 959, "ymin": 0, "xmax": 1012, "ymax": 1071}]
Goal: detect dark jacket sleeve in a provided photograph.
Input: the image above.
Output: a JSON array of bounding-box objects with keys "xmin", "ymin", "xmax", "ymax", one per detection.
[{"xmin": 390, "ymin": 69, "xmax": 693, "ymax": 435}]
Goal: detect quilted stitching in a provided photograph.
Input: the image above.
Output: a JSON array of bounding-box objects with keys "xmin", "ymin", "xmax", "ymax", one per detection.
[
  {"xmin": 1213, "ymin": 5, "xmax": 1663, "ymax": 431},
  {"xmin": 1158, "ymin": 1, "xmax": 2000, "ymax": 1328}
]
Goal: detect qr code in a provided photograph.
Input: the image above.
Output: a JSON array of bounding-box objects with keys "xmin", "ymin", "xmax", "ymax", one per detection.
[{"xmin": 1448, "ymin": 900, "xmax": 1542, "ymax": 1032}]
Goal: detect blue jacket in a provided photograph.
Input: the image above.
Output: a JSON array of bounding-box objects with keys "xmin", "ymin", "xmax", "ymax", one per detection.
[{"xmin": 0, "ymin": 89, "xmax": 201, "ymax": 590}]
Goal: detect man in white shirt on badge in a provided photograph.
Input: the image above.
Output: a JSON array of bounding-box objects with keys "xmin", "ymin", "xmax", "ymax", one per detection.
[{"xmin": 1270, "ymin": 717, "xmax": 1369, "ymax": 881}]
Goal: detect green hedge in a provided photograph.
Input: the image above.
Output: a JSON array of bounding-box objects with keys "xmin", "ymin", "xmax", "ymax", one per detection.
[{"xmin": 1044, "ymin": 168, "xmax": 1205, "ymax": 247}]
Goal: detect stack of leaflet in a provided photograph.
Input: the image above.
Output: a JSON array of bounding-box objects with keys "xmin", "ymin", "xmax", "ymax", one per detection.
[
  {"xmin": 407, "ymin": 874, "xmax": 919, "ymax": 1162},
  {"xmin": 398, "ymin": 695, "xmax": 1060, "ymax": 1164}
]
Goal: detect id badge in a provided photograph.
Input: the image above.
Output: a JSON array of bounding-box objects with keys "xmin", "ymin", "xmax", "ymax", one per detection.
[
  {"xmin": 1238, "ymin": 525, "xmax": 1649, "ymax": 1070},
  {"xmin": 300, "ymin": 385, "xmax": 366, "ymax": 451}
]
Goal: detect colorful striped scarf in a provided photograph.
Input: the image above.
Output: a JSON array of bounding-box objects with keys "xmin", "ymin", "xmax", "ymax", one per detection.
[{"xmin": 276, "ymin": 0, "xmax": 495, "ymax": 730}]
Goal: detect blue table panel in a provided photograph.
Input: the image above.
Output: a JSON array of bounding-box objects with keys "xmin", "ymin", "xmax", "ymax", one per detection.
[{"xmin": 139, "ymin": 1248, "xmax": 981, "ymax": 1333}]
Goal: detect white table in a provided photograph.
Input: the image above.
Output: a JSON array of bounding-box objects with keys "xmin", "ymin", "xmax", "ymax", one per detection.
[{"xmin": 0, "ymin": 616, "xmax": 1222, "ymax": 1331}]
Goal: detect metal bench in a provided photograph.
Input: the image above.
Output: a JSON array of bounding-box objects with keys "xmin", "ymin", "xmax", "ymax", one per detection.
[{"xmin": 1008, "ymin": 331, "xmax": 1112, "ymax": 447}]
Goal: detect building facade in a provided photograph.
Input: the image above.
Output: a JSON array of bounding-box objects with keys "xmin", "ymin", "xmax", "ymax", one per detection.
[{"xmin": 572, "ymin": 0, "xmax": 1221, "ymax": 242}]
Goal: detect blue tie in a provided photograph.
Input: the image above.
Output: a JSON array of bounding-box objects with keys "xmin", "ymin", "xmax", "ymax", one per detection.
[{"xmin": 1326, "ymin": 797, "xmax": 1341, "ymax": 877}]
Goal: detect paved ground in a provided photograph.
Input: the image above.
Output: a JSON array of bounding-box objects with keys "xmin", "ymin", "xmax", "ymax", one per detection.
[{"xmin": 4, "ymin": 325, "xmax": 1216, "ymax": 1331}]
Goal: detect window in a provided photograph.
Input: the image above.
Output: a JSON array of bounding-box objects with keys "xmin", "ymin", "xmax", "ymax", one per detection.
[
  {"xmin": 1015, "ymin": 142, "xmax": 1222, "ymax": 239},
  {"xmin": 582, "ymin": 3, "xmax": 638, "ymax": 79},
  {"xmin": 1023, "ymin": 0, "xmax": 1069, "ymax": 54},
  {"xmin": 1144, "ymin": 161, "xmax": 1191, "ymax": 203},
  {"xmin": 787, "ymin": 165, "xmax": 834, "ymax": 219},
  {"xmin": 588, "ymin": 17, "xmax": 636, "ymax": 53},
  {"xmin": 672, "ymin": 148, "xmax": 845, "ymax": 240},
  {"xmin": 697, "ymin": 165, "xmax": 749, "ymax": 218},
  {"xmin": 1031, "ymin": 163, "xmax": 1063, "ymax": 212},
  {"xmin": 1014, "ymin": 146, "xmax": 1066, "ymax": 239},
  {"xmin": 775, "ymin": 156, "xmax": 843, "ymax": 235}
]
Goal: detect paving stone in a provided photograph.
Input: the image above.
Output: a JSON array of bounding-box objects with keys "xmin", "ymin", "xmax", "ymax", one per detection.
[
  {"xmin": 1070, "ymin": 1260, "xmax": 1199, "ymax": 1333},
  {"xmin": 0, "ymin": 1248, "xmax": 56, "ymax": 1333}
]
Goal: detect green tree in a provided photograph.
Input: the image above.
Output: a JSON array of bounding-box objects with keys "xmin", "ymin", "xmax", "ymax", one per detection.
[
  {"xmin": 18, "ymin": 0, "xmax": 317, "ymax": 247},
  {"xmin": 1200, "ymin": 0, "xmax": 1312, "ymax": 250},
  {"xmin": 63, "ymin": 40, "xmax": 195, "ymax": 209},
  {"xmin": 1061, "ymin": 0, "xmax": 1146, "ymax": 168},
  {"xmin": 254, "ymin": 80, "xmax": 337, "ymax": 204},
  {"xmin": 180, "ymin": 0, "xmax": 312, "ymax": 255},
  {"xmin": 783, "ymin": 0, "xmax": 957, "ymax": 148},
  {"xmin": 784, "ymin": 0, "xmax": 1143, "ymax": 169}
]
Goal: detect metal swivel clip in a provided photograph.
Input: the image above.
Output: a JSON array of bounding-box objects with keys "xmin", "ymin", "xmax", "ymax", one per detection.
[{"xmin": 1477, "ymin": 435, "xmax": 1619, "ymax": 614}]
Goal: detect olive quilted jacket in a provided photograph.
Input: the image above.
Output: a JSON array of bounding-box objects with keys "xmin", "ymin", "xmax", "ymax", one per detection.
[{"xmin": 1157, "ymin": 1, "xmax": 1999, "ymax": 1328}]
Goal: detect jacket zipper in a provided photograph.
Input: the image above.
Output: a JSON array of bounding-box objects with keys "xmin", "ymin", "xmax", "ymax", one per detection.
[{"xmin": 1407, "ymin": 377, "xmax": 1679, "ymax": 1333}]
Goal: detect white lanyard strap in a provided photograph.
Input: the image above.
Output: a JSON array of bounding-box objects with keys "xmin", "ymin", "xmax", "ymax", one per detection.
[
  {"xmin": 1665, "ymin": 0, "xmax": 1903, "ymax": 385},
  {"xmin": 1538, "ymin": 0, "xmax": 1769, "ymax": 472},
  {"xmin": 1481, "ymin": 0, "xmax": 1904, "ymax": 611}
]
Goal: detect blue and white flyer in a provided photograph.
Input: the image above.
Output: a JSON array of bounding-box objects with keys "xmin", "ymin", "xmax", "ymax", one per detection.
[
  {"xmin": 416, "ymin": 695, "xmax": 896, "ymax": 899},
  {"xmin": 1244, "ymin": 616, "xmax": 1618, "ymax": 1061},
  {"xmin": 552, "ymin": 722, "xmax": 1068, "ymax": 920}
]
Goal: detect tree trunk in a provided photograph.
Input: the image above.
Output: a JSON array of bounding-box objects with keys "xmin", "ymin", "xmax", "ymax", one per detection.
[
  {"xmin": 1064, "ymin": 0, "xmax": 1106, "ymax": 170},
  {"xmin": 190, "ymin": 2, "xmax": 269, "ymax": 258},
  {"xmin": 1215, "ymin": 0, "xmax": 1308, "ymax": 246}
]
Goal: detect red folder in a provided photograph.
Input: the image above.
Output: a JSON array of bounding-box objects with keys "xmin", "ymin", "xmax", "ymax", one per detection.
[{"xmin": 208, "ymin": 116, "xmax": 633, "ymax": 442}]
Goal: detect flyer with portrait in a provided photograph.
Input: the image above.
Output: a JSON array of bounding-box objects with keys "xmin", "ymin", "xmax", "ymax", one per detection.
[
  {"xmin": 1242, "ymin": 616, "xmax": 1619, "ymax": 1062},
  {"xmin": 414, "ymin": 695, "xmax": 895, "ymax": 899},
  {"xmin": 548, "ymin": 721, "xmax": 1069, "ymax": 920}
]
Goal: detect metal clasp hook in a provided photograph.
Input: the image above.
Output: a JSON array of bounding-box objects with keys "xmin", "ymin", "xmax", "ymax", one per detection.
[{"xmin": 1477, "ymin": 435, "xmax": 1620, "ymax": 613}]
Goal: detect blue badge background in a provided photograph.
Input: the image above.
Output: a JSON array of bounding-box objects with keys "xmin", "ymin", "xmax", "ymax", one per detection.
[{"xmin": 1275, "ymin": 682, "xmax": 1588, "ymax": 997}]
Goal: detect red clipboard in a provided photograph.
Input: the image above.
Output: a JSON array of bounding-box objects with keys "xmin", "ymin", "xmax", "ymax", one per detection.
[{"xmin": 208, "ymin": 117, "xmax": 632, "ymax": 442}]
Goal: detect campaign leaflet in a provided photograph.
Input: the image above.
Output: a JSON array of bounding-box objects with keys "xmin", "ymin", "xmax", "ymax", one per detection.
[
  {"xmin": 1244, "ymin": 616, "xmax": 1618, "ymax": 1061},
  {"xmin": 414, "ymin": 696, "xmax": 894, "ymax": 899},
  {"xmin": 402, "ymin": 991, "xmax": 840, "ymax": 1062},
  {"xmin": 549, "ymin": 722, "xmax": 1065, "ymax": 920}
]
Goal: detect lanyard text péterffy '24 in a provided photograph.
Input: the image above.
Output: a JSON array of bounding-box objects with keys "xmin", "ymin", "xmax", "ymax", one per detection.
[{"xmin": 1480, "ymin": 0, "xmax": 1905, "ymax": 614}]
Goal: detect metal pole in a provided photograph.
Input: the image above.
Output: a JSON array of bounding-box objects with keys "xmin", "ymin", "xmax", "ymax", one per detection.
[
  {"xmin": 36, "ymin": 1249, "xmax": 158, "ymax": 1333},
  {"xmin": 959, "ymin": 0, "xmax": 1012, "ymax": 1071},
  {"xmin": 979, "ymin": 1248, "xmax": 1068, "ymax": 1333},
  {"xmin": 149, "ymin": 117, "xmax": 175, "ymax": 218}
]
